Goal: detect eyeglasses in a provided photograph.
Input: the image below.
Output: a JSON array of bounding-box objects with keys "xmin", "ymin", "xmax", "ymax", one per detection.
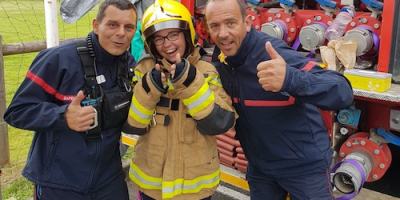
[{"xmin": 153, "ymin": 31, "xmax": 181, "ymax": 46}]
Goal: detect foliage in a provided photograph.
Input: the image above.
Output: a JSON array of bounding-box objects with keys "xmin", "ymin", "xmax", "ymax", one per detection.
[
  {"xmin": 2, "ymin": 178, "xmax": 34, "ymax": 200},
  {"xmin": 0, "ymin": 0, "xmax": 94, "ymax": 44},
  {"xmin": 122, "ymin": 146, "xmax": 133, "ymax": 161}
]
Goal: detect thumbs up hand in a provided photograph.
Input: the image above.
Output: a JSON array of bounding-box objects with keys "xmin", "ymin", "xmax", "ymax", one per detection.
[
  {"xmin": 170, "ymin": 53, "xmax": 182, "ymax": 79},
  {"xmin": 256, "ymin": 42, "xmax": 287, "ymax": 92},
  {"xmin": 155, "ymin": 63, "xmax": 167, "ymax": 86},
  {"xmin": 65, "ymin": 90, "xmax": 96, "ymax": 132}
]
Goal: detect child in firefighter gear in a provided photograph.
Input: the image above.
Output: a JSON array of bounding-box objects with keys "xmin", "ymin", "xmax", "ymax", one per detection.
[
  {"xmin": 205, "ymin": 0, "xmax": 354, "ymax": 200},
  {"xmin": 121, "ymin": 0, "xmax": 237, "ymax": 199},
  {"xmin": 3, "ymin": 0, "xmax": 138, "ymax": 199}
]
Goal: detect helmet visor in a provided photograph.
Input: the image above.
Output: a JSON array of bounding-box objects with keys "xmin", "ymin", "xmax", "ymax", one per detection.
[{"xmin": 143, "ymin": 20, "xmax": 189, "ymax": 41}]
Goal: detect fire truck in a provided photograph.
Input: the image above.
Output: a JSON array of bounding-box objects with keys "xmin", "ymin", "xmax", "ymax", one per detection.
[
  {"xmin": 121, "ymin": 0, "xmax": 400, "ymax": 199},
  {"xmin": 176, "ymin": 0, "xmax": 400, "ymax": 198}
]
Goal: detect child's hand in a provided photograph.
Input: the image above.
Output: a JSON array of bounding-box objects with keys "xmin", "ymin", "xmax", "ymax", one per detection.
[{"xmin": 170, "ymin": 53, "xmax": 182, "ymax": 79}]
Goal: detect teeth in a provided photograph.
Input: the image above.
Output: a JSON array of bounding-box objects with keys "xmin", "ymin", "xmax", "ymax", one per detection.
[{"xmin": 166, "ymin": 49, "xmax": 176, "ymax": 53}]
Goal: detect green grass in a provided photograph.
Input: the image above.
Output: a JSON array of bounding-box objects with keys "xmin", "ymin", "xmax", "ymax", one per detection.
[
  {"xmin": 1, "ymin": 1, "xmax": 99, "ymax": 199},
  {"xmin": 122, "ymin": 146, "xmax": 134, "ymax": 161},
  {"xmin": 0, "ymin": 0, "xmax": 94, "ymax": 44},
  {"xmin": 2, "ymin": 178, "xmax": 34, "ymax": 200}
]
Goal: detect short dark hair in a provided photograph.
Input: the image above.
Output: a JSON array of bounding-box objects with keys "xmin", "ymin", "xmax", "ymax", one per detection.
[
  {"xmin": 148, "ymin": 30, "xmax": 194, "ymax": 61},
  {"xmin": 97, "ymin": 0, "xmax": 138, "ymax": 23},
  {"xmin": 206, "ymin": 0, "xmax": 247, "ymax": 20}
]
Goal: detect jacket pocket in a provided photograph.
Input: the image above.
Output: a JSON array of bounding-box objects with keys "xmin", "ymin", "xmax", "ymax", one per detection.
[
  {"xmin": 278, "ymin": 132, "xmax": 306, "ymax": 160},
  {"xmin": 44, "ymin": 139, "xmax": 58, "ymax": 173},
  {"xmin": 102, "ymin": 89, "xmax": 132, "ymax": 129}
]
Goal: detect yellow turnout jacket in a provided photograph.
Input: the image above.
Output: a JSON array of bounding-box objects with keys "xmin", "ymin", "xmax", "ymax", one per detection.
[{"xmin": 125, "ymin": 47, "xmax": 237, "ymax": 199}]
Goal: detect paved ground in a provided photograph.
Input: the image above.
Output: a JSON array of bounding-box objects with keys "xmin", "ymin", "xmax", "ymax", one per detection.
[
  {"xmin": 127, "ymin": 181, "xmax": 400, "ymax": 200},
  {"xmin": 126, "ymin": 177, "xmax": 400, "ymax": 200},
  {"xmin": 123, "ymin": 160, "xmax": 400, "ymax": 200},
  {"xmin": 351, "ymin": 189, "xmax": 400, "ymax": 200},
  {"xmin": 121, "ymin": 133, "xmax": 400, "ymax": 200},
  {"xmin": 23, "ymin": 161, "xmax": 399, "ymax": 200}
]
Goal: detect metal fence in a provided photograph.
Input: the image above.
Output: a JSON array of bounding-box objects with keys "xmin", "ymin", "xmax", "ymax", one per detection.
[{"xmin": 0, "ymin": 35, "xmax": 84, "ymax": 199}]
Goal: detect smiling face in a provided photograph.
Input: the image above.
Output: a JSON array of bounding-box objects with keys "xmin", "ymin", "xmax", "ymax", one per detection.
[
  {"xmin": 205, "ymin": 0, "xmax": 252, "ymax": 57},
  {"xmin": 93, "ymin": 5, "xmax": 137, "ymax": 56},
  {"xmin": 153, "ymin": 28, "xmax": 186, "ymax": 63}
]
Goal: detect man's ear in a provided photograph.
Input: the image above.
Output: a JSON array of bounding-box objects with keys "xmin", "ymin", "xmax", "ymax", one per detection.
[
  {"xmin": 92, "ymin": 19, "xmax": 99, "ymax": 34},
  {"xmin": 244, "ymin": 15, "xmax": 252, "ymax": 32}
]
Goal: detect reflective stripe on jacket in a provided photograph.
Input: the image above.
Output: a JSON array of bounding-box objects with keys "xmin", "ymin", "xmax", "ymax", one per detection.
[{"xmin": 126, "ymin": 47, "xmax": 236, "ymax": 199}]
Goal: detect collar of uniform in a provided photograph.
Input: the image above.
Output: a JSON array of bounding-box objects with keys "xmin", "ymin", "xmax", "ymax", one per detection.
[
  {"xmin": 187, "ymin": 46, "xmax": 201, "ymax": 64},
  {"xmin": 225, "ymin": 26, "xmax": 256, "ymax": 66},
  {"xmin": 90, "ymin": 31, "xmax": 126, "ymax": 65}
]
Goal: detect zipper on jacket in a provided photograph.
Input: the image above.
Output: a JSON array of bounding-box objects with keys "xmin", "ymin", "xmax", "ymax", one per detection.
[
  {"xmin": 84, "ymin": 139, "xmax": 102, "ymax": 193},
  {"xmin": 45, "ymin": 140, "xmax": 58, "ymax": 173},
  {"xmin": 229, "ymin": 65, "xmax": 240, "ymax": 105},
  {"xmin": 230, "ymin": 66, "xmax": 245, "ymax": 108}
]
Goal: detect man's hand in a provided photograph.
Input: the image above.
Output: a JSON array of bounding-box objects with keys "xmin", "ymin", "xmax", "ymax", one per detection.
[
  {"xmin": 256, "ymin": 41, "xmax": 287, "ymax": 92},
  {"xmin": 65, "ymin": 91, "xmax": 96, "ymax": 132}
]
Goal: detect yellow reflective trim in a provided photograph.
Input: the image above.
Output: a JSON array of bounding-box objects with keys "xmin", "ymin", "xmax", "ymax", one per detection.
[
  {"xmin": 182, "ymin": 82, "xmax": 208, "ymax": 105},
  {"xmin": 209, "ymin": 79, "xmax": 222, "ymax": 87},
  {"xmin": 128, "ymin": 109, "xmax": 151, "ymax": 125},
  {"xmin": 162, "ymin": 179, "xmax": 184, "ymax": 199},
  {"xmin": 128, "ymin": 96, "xmax": 154, "ymax": 124},
  {"xmin": 132, "ymin": 95, "xmax": 154, "ymax": 116},
  {"xmin": 167, "ymin": 79, "xmax": 174, "ymax": 90},
  {"xmin": 183, "ymin": 179, "xmax": 219, "ymax": 194},
  {"xmin": 135, "ymin": 70, "xmax": 144, "ymax": 78},
  {"xmin": 132, "ymin": 70, "xmax": 144, "ymax": 83},
  {"xmin": 162, "ymin": 169, "xmax": 220, "ymax": 199},
  {"xmin": 129, "ymin": 162, "xmax": 162, "ymax": 190},
  {"xmin": 206, "ymin": 75, "xmax": 222, "ymax": 87},
  {"xmin": 183, "ymin": 168, "xmax": 220, "ymax": 186},
  {"xmin": 187, "ymin": 91, "xmax": 214, "ymax": 116},
  {"xmin": 130, "ymin": 161, "xmax": 220, "ymax": 199},
  {"xmin": 132, "ymin": 76, "xmax": 139, "ymax": 83}
]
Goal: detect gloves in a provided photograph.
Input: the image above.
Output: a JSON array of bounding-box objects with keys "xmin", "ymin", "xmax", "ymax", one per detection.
[
  {"xmin": 170, "ymin": 59, "xmax": 186, "ymax": 82},
  {"xmin": 170, "ymin": 58, "xmax": 196, "ymax": 87},
  {"xmin": 139, "ymin": 68, "xmax": 168, "ymax": 95}
]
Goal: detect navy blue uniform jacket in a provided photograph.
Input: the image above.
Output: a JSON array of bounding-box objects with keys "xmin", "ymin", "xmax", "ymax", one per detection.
[
  {"xmin": 213, "ymin": 27, "xmax": 354, "ymax": 177},
  {"xmin": 4, "ymin": 32, "xmax": 135, "ymax": 193}
]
